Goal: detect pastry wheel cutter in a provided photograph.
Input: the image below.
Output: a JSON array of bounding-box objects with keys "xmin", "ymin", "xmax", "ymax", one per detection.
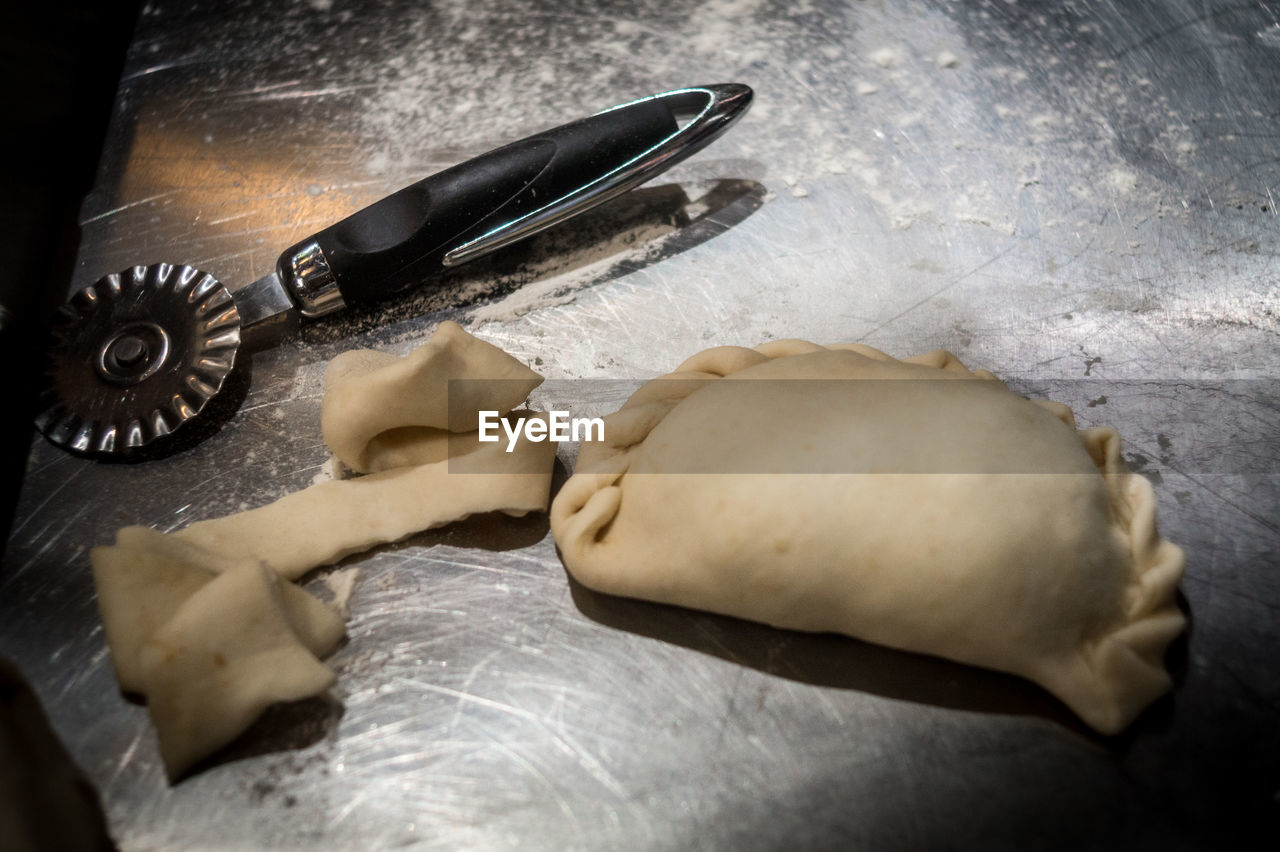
[{"xmin": 37, "ymin": 83, "xmax": 752, "ymax": 456}]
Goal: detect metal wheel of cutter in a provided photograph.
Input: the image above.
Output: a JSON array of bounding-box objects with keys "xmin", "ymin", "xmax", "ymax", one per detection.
[
  {"xmin": 35, "ymin": 84, "xmax": 752, "ymax": 457},
  {"xmin": 36, "ymin": 263, "xmax": 241, "ymax": 454}
]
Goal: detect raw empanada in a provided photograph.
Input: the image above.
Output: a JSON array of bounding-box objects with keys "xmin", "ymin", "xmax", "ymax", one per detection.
[{"xmin": 551, "ymin": 340, "xmax": 1186, "ymax": 734}]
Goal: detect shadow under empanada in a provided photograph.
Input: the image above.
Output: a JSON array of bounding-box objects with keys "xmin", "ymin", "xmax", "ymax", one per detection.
[
  {"xmin": 354, "ymin": 456, "xmax": 570, "ymax": 557},
  {"xmin": 567, "ymin": 573, "xmax": 1192, "ymax": 746}
]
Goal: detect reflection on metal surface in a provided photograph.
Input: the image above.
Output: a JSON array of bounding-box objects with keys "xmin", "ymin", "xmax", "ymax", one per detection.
[
  {"xmin": 443, "ymin": 84, "xmax": 753, "ymax": 266},
  {"xmin": 283, "ymin": 241, "xmax": 345, "ymax": 318}
]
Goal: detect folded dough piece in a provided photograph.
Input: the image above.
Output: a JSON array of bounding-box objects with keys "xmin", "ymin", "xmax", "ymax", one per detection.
[
  {"xmin": 551, "ymin": 340, "xmax": 1186, "ymax": 734},
  {"xmin": 137, "ymin": 561, "xmax": 337, "ymax": 779},
  {"xmin": 173, "ymin": 427, "xmax": 556, "ymax": 580},
  {"xmin": 91, "ymin": 528, "xmax": 345, "ymax": 693},
  {"xmin": 172, "ymin": 321, "xmax": 556, "ymax": 579},
  {"xmin": 322, "ymin": 320, "xmax": 543, "ymax": 473}
]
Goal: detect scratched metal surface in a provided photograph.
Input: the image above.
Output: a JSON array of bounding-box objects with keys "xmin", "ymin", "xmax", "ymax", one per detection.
[{"xmin": 3, "ymin": 0, "xmax": 1279, "ymax": 848}]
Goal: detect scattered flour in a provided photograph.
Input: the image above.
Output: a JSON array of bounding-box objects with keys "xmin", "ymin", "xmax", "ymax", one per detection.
[
  {"xmin": 342, "ymin": 4, "xmax": 1025, "ymax": 236},
  {"xmin": 869, "ymin": 46, "xmax": 903, "ymax": 68},
  {"xmin": 292, "ymin": 0, "xmax": 1215, "ymax": 301},
  {"xmin": 464, "ymin": 203, "xmax": 682, "ymax": 324},
  {"xmin": 470, "ymin": 231, "xmax": 669, "ymax": 323},
  {"xmin": 1105, "ymin": 168, "xmax": 1139, "ymax": 195},
  {"xmin": 311, "ymin": 455, "xmax": 347, "ymax": 486},
  {"xmin": 290, "ymin": 361, "xmax": 327, "ymax": 403}
]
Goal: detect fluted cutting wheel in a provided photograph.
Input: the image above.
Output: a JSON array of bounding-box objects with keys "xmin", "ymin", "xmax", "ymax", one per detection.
[{"xmin": 36, "ymin": 263, "xmax": 242, "ymax": 455}]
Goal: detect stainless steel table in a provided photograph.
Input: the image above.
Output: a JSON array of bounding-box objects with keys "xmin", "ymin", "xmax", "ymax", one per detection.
[{"xmin": 3, "ymin": 0, "xmax": 1278, "ymax": 847}]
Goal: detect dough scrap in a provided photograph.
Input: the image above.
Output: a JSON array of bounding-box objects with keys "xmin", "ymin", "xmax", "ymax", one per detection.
[
  {"xmin": 91, "ymin": 321, "xmax": 556, "ymax": 778},
  {"xmin": 137, "ymin": 561, "xmax": 336, "ymax": 779},
  {"xmin": 551, "ymin": 340, "xmax": 1186, "ymax": 734},
  {"xmin": 174, "ymin": 321, "xmax": 555, "ymax": 580},
  {"xmin": 173, "ymin": 429, "xmax": 556, "ymax": 580},
  {"xmin": 322, "ymin": 320, "xmax": 542, "ymax": 473},
  {"xmin": 91, "ymin": 527, "xmax": 345, "ymax": 694}
]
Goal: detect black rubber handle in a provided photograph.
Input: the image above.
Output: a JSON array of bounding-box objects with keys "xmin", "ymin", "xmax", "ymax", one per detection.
[{"xmin": 278, "ymin": 97, "xmax": 678, "ymax": 308}]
